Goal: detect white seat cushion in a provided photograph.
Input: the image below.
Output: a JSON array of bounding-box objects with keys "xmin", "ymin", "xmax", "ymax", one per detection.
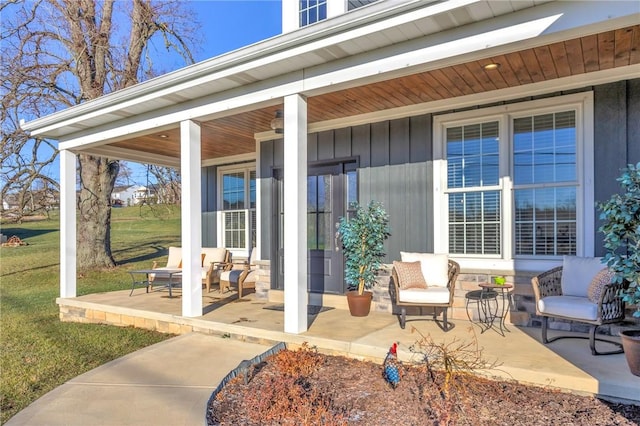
[
  {"xmin": 200, "ymin": 267, "xmax": 209, "ymax": 280},
  {"xmin": 560, "ymin": 256, "xmax": 603, "ymax": 297},
  {"xmin": 169, "ymin": 266, "xmax": 211, "ymax": 282},
  {"xmin": 538, "ymin": 295, "xmax": 598, "ymax": 321},
  {"xmin": 398, "ymin": 287, "xmax": 450, "ymax": 304},
  {"xmin": 243, "ymin": 270, "xmax": 258, "ymax": 284},
  {"xmin": 202, "ymin": 247, "xmax": 227, "ymax": 266},
  {"xmin": 220, "ymin": 269, "xmax": 244, "ymax": 283},
  {"xmin": 149, "ymin": 266, "xmax": 182, "ymax": 283},
  {"xmin": 221, "ymin": 248, "xmax": 257, "ymax": 284},
  {"xmin": 400, "ymin": 252, "xmax": 448, "ymax": 288},
  {"xmin": 166, "ymin": 246, "xmax": 182, "ymax": 268}
]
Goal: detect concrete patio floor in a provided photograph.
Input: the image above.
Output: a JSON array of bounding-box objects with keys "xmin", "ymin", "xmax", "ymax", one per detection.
[{"xmin": 58, "ymin": 286, "xmax": 640, "ymax": 404}]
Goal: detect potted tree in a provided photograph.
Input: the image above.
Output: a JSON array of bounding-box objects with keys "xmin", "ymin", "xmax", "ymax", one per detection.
[
  {"xmin": 337, "ymin": 201, "xmax": 391, "ymax": 317},
  {"xmin": 599, "ymin": 162, "xmax": 640, "ymax": 376}
]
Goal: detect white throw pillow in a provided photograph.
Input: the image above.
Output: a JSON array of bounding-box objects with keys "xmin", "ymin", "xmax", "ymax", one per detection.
[
  {"xmin": 400, "ymin": 252, "xmax": 449, "ymax": 288},
  {"xmin": 166, "ymin": 246, "xmax": 182, "ymax": 268},
  {"xmin": 561, "ymin": 256, "xmax": 604, "ymax": 297}
]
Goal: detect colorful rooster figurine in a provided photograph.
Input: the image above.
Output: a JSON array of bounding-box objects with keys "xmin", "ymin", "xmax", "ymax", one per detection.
[{"xmin": 383, "ymin": 342, "xmax": 401, "ymax": 388}]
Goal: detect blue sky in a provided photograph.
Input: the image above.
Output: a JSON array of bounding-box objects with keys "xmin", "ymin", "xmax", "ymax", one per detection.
[
  {"xmin": 191, "ymin": 0, "xmax": 281, "ymax": 61},
  {"xmin": 32, "ymin": 1, "xmax": 282, "ymax": 186},
  {"xmin": 127, "ymin": 0, "xmax": 282, "ymax": 184}
]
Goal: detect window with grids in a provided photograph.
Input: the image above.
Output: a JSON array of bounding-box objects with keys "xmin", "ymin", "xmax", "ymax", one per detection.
[
  {"xmin": 446, "ymin": 121, "xmax": 501, "ymax": 255},
  {"xmin": 221, "ymin": 168, "xmax": 256, "ymax": 250},
  {"xmin": 443, "ymin": 108, "xmax": 579, "ymax": 258},
  {"xmin": 513, "ymin": 111, "xmax": 577, "ymax": 256},
  {"xmin": 299, "ymin": 0, "xmax": 327, "ymax": 27}
]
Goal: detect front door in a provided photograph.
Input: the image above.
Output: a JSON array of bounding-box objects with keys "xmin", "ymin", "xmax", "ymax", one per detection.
[
  {"xmin": 307, "ymin": 164, "xmax": 344, "ymax": 294},
  {"xmin": 273, "ymin": 161, "xmax": 357, "ymax": 295}
]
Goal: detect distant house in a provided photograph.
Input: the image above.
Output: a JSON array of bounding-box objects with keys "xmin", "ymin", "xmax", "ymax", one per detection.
[
  {"xmin": 22, "ymin": 0, "xmax": 640, "ymax": 333},
  {"xmin": 153, "ymin": 182, "xmax": 181, "ymax": 205},
  {"xmin": 1, "ymin": 191, "xmax": 58, "ymax": 213},
  {"xmin": 2, "ymin": 194, "xmax": 19, "ymax": 212},
  {"xmin": 111, "ymin": 185, "xmax": 153, "ymax": 206}
]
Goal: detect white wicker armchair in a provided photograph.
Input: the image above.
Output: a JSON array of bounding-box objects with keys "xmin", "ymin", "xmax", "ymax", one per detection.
[{"xmin": 531, "ymin": 256, "xmax": 626, "ymax": 355}]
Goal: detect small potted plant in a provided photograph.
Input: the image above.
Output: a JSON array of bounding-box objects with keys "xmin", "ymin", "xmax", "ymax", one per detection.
[
  {"xmin": 494, "ymin": 276, "xmax": 506, "ymax": 286},
  {"xmin": 599, "ymin": 162, "xmax": 640, "ymax": 376},
  {"xmin": 336, "ymin": 201, "xmax": 391, "ymax": 316}
]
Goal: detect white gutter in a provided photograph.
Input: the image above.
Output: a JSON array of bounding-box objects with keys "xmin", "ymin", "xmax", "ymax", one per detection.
[
  {"xmin": 22, "ymin": 0, "xmax": 640, "ymax": 142},
  {"xmin": 19, "ymin": 0, "xmax": 482, "ymax": 136}
]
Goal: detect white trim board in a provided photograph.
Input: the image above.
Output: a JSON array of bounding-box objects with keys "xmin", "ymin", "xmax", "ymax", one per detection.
[
  {"xmin": 28, "ymin": 1, "xmax": 639, "ymax": 146},
  {"xmin": 432, "ymin": 92, "xmax": 595, "ymax": 272}
]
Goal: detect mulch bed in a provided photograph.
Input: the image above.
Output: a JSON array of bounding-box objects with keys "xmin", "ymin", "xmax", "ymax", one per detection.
[{"xmin": 208, "ymin": 348, "xmax": 640, "ymax": 425}]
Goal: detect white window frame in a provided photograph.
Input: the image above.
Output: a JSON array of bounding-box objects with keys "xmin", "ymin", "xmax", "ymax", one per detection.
[
  {"xmin": 433, "ymin": 92, "xmax": 594, "ymax": 272},
  {"xmin": 217, "ymin": 163, "xmax": 256, "ymax": 259},
  {"xmin": 299, "ymin": 0, "xmax": 327, "ymax": 27}
]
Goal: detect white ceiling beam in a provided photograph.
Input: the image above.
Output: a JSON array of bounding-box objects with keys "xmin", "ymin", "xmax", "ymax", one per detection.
[
  {"xmin": 56, "ymin": 79, "xmax": 299, "ymax": 150},
  {"xmin": 81, "ymin": 146, "xmax": 180, "ymax": 168}
]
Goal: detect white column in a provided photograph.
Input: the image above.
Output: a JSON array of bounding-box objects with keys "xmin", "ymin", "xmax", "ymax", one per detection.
[
  {"xmin": 60, "ymin": 149, "xmax": 77, "ymax": 298},
  {"xmin": 282, "ymin": 0, "xmax": 298, "ymax": 33},
  {"xmin": 255, "ymin": 138, "xmax": 262, "ymax": 260},
  {"xmin": 283, "ymin": 94, "xmax": 308, "ymax": 334},
  {"xmin": 180, "ymin": 120, "xmax": 203, "ymax": 317}
]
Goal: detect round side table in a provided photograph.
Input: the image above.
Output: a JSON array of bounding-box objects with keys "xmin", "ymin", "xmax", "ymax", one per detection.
[{"xmin": 478, "ymin": 282, "xmax": 513, "ymax": 335}]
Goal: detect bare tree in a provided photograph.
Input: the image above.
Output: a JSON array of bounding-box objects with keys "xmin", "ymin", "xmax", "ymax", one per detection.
[
  {"xmin": 0, "ymin": 111, "xmax": 59, "ymax": 221},
  {"xmin": 1, "ymin": 0, "xmax": 199, "ymax": 269},
  {"xmin": 115, "ymin": 162, "xmax": 135, "ymax": 188},
  {"xmin": 149, "ymin": 165, "xmax": 181, "ymax": 205}
]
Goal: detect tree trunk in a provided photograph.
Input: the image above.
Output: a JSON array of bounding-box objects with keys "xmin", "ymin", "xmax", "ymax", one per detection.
[{"xmin": 77, "ymin": 154, "xmax": 119, "ymax": 269}]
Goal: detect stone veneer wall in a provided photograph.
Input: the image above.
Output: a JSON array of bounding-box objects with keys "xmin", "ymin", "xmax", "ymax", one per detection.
[
  {"xmin": 254, "ymin": 261, "xmax": 635, "ymax": 335},
  {"xmin": 253, "ymin": 260, "xmax": 271, "ymax": 300}
]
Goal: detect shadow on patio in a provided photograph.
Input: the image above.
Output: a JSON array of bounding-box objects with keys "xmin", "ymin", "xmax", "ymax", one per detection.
[{"xmin": 58, "ymin": 286, "xmax": 640, "ymax": 404}]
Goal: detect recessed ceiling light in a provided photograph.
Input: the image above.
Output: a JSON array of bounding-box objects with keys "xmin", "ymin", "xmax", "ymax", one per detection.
[
  {"xmin": 158, "ymin": 134, "xmax": 168, "ymax": 138},
  {"xmin": 483, "ymin": 63, "xmax": 500, "ymax": 70}
]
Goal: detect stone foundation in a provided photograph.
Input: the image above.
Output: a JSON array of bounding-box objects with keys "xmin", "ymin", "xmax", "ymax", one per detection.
[
  {"xmin": 253, "ymin": 260, "xmax": 271, "ymax": 300},
  {"xmin": 254, "ymin": 260, "xmax": 638, "ymax": 334},
  {"xmin": 58, "ymin": 304, "xmax": 194, "ymax": 334}
]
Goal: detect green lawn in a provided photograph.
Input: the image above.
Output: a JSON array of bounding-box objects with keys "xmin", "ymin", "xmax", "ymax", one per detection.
[{"xmin": 0, "ymin": 206, "xmax": 182, "ymax": 423}]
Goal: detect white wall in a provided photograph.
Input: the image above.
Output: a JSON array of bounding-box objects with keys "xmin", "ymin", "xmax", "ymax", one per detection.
[{"xmin": 282, "ymin": 0, "xmax": 348, "ymax": 33}]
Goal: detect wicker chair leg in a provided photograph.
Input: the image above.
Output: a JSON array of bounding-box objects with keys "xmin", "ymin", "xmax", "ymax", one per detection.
[
  {"xmin": 541, "ymin": 317, "xmax": 623, "ymax": 355},
  {"xmin": 400, "ymin": 307, "xmax": 406, "ymax": 329},
  {"xmin": 589, "ymin": 324, "xmax": 625, "ymax": 356},
  {"xmin": 442, "ymin": 308, "xmax": 449, "ymax": 332},
  {"xmin": 541, "ymin": 316, "xmax": 550, "ymax": 343}
]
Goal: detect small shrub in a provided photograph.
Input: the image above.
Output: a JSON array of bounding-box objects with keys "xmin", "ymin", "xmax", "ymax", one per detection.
[
  {"xmin": 408, "ymin": 327, "xmax": 502, "ymax": 425},
  {"xmin": 270, "ymin": 342, "xmax": 325, "ymax": 378},
  {"xmin": 216, "ymin": 343, "xmax": 346, "ymax": 425}
]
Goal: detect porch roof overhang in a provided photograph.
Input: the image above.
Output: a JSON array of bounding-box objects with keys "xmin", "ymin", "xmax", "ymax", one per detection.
[{"xmin": 21, "ymin": 0, "xmax": 640, "ymax": 169}]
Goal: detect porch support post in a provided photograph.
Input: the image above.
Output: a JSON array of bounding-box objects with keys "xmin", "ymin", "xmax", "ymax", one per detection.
[
  {"xmin": 180, "ymin": 119, "xmax": 203, "ymax": 317},
  {"xmin": 60, "ymin": 149, "xmax": 77, "ymax": 298},
  {"xmin": 283, "ymin": 94, "xmax": 308, "ymax": 334}
]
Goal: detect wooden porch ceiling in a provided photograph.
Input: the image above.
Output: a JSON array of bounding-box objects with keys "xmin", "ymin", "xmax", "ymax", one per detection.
[{"xmin": 111, "ymin": 24, "xmax": 640, "ymax": 163}]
